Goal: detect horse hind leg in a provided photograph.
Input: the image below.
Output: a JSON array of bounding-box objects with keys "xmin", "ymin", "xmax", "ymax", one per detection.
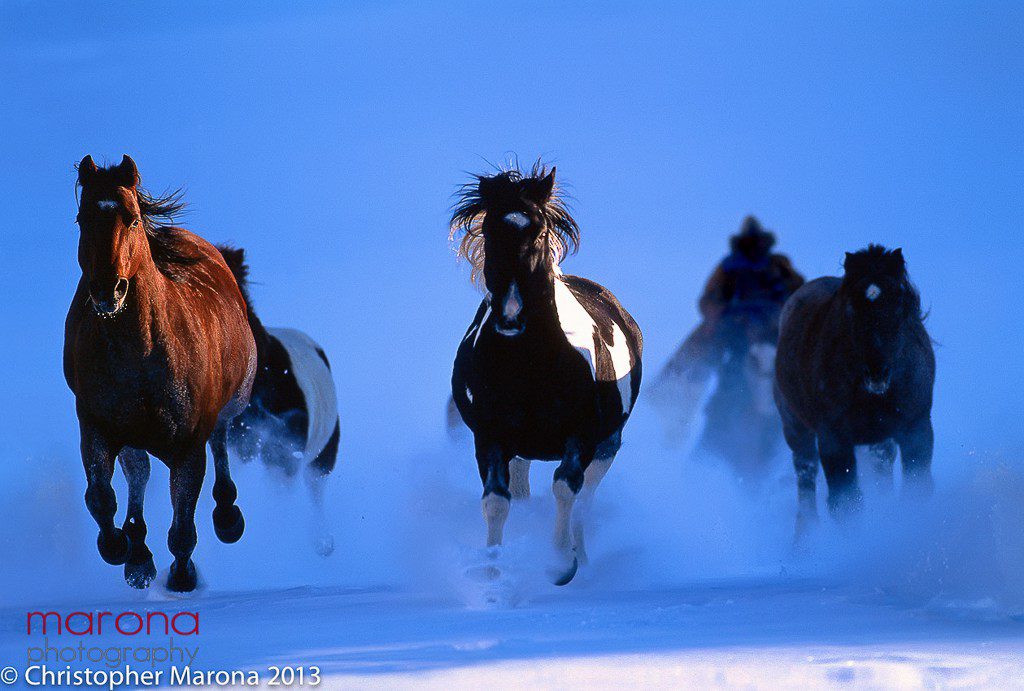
[
  {"xmin": 509, "ymin": 458, "xmax": 531, "ymax": 499},
  {"xmin": 80, "ymin": 425, "xmax": 129, "ymax": 566},
  {"xmin": 118, "ymin": 448, "xmax": 156, "ymax": 589},
  {"xmin": 166, "ymin": 447, "xmax": 205, "ymax": 592},
  {"xmin": 306, "ymin": 418, "xmax": 340, "ymax": 557},
  {"xmin": 209, "ymin": 420, "xmax": 245, "ymax": 544}
]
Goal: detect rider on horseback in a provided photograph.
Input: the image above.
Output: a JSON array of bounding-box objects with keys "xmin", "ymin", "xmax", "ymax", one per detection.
[{"xmin": 669, "ymin": 215, "xmax": 804, "ymax": 382}]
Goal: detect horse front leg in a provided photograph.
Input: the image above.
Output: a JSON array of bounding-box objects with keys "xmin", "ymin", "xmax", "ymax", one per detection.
[
  {"xmin": 780, "ymin": 409, "xmax": 819, "ymax": 541},
  {"xmin": 819, "ymin": 433, "xmax": 862, "ymax": 519},
  {"xmin": 475, "ymin": 436, "xmax": 512, "ymax": 548},
  {"xmin": 897, "ymin": 416, "xmax": 934, "ymax": 500},
  {"xmin": 209, "ymin": 421, "xmax": 245, "ymax": 544},
  {"xmin": 80, "ymin": 424, "xmax": 128, "ymax": 565},
  {"xmin": 551, "ymin": 437, "xmax": 590, "ymax": 586},
  {"xmin": 166, "ymin": 447, "xmax": 205, "ymax": 592},
  {"xmin": 118, "ymin": 448, "xmax": 156, "ymax": 588},
  {"xmin": 868, "ymin": 439, "xmax": 898, "ymax": 495}
]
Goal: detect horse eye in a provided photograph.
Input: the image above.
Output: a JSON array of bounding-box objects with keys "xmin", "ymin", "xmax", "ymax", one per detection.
[{"xmin": 129, "ymin": 218, "xmax": 142, "ymax": 228}]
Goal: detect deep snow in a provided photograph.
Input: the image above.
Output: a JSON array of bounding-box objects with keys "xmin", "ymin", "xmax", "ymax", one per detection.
[{"xmin": 3, "ymin": 402, "xmax": 1024, "ymax": 688}]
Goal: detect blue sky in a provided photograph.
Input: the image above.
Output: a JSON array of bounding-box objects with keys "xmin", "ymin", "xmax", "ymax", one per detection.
[{"xmin": 1, "ymin": 0, "xmax": 1021, "ymax": 483}]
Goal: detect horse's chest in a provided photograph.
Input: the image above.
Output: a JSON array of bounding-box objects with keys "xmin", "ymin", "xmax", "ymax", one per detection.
[
  {"xmin": 836, "ymin": 395, "xmax": 905, "ymax": 442},
  {"xmin": 466, "ymin": 341, "xmax": 594, "ymax": 433},
  {"xmin": 74, "ymin": 340, "xmax": 197, "ymax": 433}
]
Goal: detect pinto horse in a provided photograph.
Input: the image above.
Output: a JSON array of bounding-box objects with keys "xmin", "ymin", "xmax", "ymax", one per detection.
[
  {"xmin": 217, "ymin": 246, "xmax": 341, "ymax": 556},
  {"xmin": 774, "ymin": 245, "xmax": 935, "ymax": 537},
  {"xmin": 64, "ymin": 155, "xmax": 256, "ymax": 591},
  {"xmin": 450, "ymin": 164, "xmax": 642, "ymax": 585}
]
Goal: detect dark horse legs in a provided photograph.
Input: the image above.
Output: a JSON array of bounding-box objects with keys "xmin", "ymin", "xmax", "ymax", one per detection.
[
  {"xmin": 81, "ymin": 424, "xmax": 129, "ymax": 565},
  {"xmin": 780, "ymin": 408, "xmax": 819, "ymax": 538},
  {"xmin": 118, "ymin": 448, "xmax": 157, "ymax": 589},
  {"xmin": 209, "ymin": 421, "xmax": 245, "ymax": 544},
  {"xmin": 819, "ymin": 434, "xmax": 862, "ymax": 517},
  {"xmin": 476, "ymin": 436, "xmax": 513, "ymax": 547},
  {"xmin": 166, "ymin": 447, "xmax": 205, "ymax": 592},
  {"xmin": 897, "ymin": 416, "xmax": 934, "ymax": 499}
]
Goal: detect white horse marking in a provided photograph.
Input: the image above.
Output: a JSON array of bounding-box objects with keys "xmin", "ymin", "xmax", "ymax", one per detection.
[
  {"xmin": 866, "ymin": 283, "xmax": 882, "ymax": 301},
  {"xmin": 267, "ymin": 327, "xmax": 338, "ymax": 462},
  {"xmin": 502, "ymin": 281, "xmax": 522, "ymax": 321},
  {"xmin": 96, "ymin": 199, "xmax": 118, "ymax": 210},
  {"xmin": 465, "ymin": 385, "xmax": 473, "ymax": 403},
  {"xmin": 503, "ymin": 211, "xmax": 530, "ymax": 230},
  {"xmin": 482, "ymin": 493, "xmax": 510, "ymax": 547},
  {"xmin": 553, "ymin": 276, "xmax": 634, "ymax": 413},
  {"xmin": 473, "ymin": 305, "xmax": 492, "ymax": 347}
]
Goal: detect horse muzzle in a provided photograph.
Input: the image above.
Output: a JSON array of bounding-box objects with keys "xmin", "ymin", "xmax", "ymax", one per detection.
[
  {"xmin": 864, "ymin": 373, "xmax": 892, "ymax": 396},
  {"xmin": 493, "ymin": 282, "xmax": 525, "ymax": 336},
  {"xmin": 494, "ymin": 318, "xmax": 525, "ymax": 337},
  {"xmin": 90, "ymin": 277, "xmax": 129, "ymax": 318}
]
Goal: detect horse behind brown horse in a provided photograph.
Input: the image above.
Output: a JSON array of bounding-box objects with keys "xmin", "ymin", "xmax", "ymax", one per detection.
[{"xmin": 63, "ymin": 155, "xmax": 256, "ymax": 592}]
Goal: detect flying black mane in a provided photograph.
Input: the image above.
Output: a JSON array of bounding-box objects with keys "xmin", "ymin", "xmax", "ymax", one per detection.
[
  {"xmin": 450, "ymin": 161, "xmax": 580, "ymax": 284},
  {"xmin": 133, "ymin": 188, "xmax": 205, "ymax": 281}
]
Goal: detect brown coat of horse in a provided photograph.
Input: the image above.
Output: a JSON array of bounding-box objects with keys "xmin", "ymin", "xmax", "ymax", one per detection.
[{"xmin": 64, "ymin": 155, "xmax": 256, "ymax": 591}]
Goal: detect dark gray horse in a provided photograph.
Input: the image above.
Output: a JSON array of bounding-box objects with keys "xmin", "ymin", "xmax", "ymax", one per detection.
[{"xmin": 774, "ymin": 245, "xmax": 935, "ymax": 537}]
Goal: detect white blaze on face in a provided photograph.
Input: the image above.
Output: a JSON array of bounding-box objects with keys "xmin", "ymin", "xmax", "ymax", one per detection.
[
  {"xmin": 502, "ymin": 281, "xmax": 523, "ymax": 321},
  {"xmin": 866, "ymin": 283, "xmax": 882, "ymax": 301},
  {"xmin": 503, "ymin": 211, "xmax": 530, "ymax": 230},
  {"xmin": 96, "ymin": 200, "xmax": 118, "ymax": 210},
  {"xmin": 553, "ymin": 276, "xmax": 635, "ymax": 414}
]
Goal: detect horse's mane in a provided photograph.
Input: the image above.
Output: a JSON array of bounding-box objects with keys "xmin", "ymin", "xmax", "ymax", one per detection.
[
  {"xmin": 450, "ymin": 160, "xmax": 580, "ymax": 285},
  {"xmin": 215, "ymin": 244, "xmax": 254, "ymax": 309},
  {"xmin": 844, "ymin": 244, "xmax": 925, "ymax": 321},
  {"xmin": 131, "ymin": 188, "xmax": 206, "ymax": 282}
]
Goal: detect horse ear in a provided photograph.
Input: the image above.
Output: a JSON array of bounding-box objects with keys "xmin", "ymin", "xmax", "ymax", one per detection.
[
  {"xmin": 843, "ymin": 251, "xmax": 854, "ymax": 269},
  {"xmin": 116, "ymin": 154, "xmax": 140, "ymax": 188},
  {"xmin": 78, "ymin": 155, "xmax": 98, "ymax": 187},
  {"xmin": 526, "ymin": 167, "xmax": 556, "ymax": 204},
  {"xmin": 478, "ymin": 175, "xmax": 499, "ymax": 201}
]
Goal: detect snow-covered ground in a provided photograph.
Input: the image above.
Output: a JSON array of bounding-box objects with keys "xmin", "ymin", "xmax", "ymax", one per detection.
[{"xmin": 3, "ymin": 405, "xmax": 1024, "ymax": 689}]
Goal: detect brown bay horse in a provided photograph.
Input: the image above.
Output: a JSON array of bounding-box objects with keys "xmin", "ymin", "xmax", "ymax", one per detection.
[{"xmin": 63, "ymin": 155, "xmax": 256, "ymax": 591}]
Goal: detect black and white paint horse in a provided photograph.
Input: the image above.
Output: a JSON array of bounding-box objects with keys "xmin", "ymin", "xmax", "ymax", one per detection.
[
  {"xmin": 450, "ymin": 164, "xmax": 642, "ymax": 585},
  {"xmin": 774, "ymin": 245, "xmax": 935, "ymax": 537},
  {"xmin": 219, "ymin": 247, "xmax": 340, "ymax": 556}
]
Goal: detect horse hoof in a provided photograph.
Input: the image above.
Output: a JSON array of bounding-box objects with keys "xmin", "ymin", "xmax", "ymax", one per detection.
[
  {"xmin": 314, "ymin": 535, "xmax": 335, "ymax": 557},
  {"xmin": 550, "ymin": 556, "xmax": 579, "ymax": 586},
  {"xmin": 166, "ymin": 560, "xmax": 197, "ymax": 592},
  {"xmin": 213, "ymin": 505, "xmax": 245, "ymax": 544},
  {"xmin": 124, "ymin": 558, "xmax": 157, "ymax": 589},
  {"xmin": 464, "ymin": 564, "xmax": 502, "ymax": 582},
  {"xmin": 98, "ymin": 530, "xmax": 129, "ymax": 565}
]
